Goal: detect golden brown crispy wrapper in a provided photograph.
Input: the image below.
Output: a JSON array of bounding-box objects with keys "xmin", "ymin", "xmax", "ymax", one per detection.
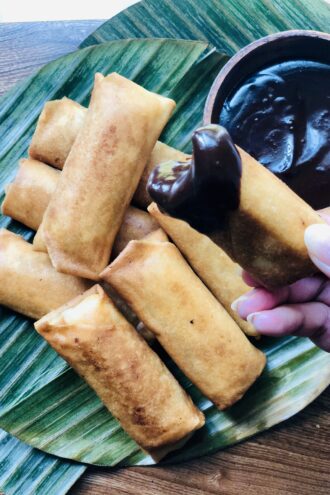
[
  {"xmin": 102, "ymin": 240, "xmax": 266, "ymax": 410},
  {"xmin": 112, "ymin": 207, "xmax": 159, "ymax": 258},
  {"xmin": 134, "ymin": 227, "xmax": 169, "ymax": 344},
  {"xmin": 35, "ymin": 208, "xmax": 158, "ymax": 256},
  {"xmin": 210, "ymin": 147, "xmax": 324, "ymax": 289},
  {"xmin": 33, "ymin": 225, "xmax": 47, "ymax": 251},
  {"xmin": 35, "ymin": 209, "xmax": 157, "ymax": 256},
  {"xmin": 0, "ymin": 229, "xmax": 91, "ymax": 319},
  {"xmin": 29, "ymin": 97, "xmax": 86, "ymax": 169},
  {"xmin": 28, "ymin": 97, "xmax": 188, "ymax": 209},
  {"xmin": 34, "ymin": 208, "xmax": 159, "ymax": 257},
  {"xmin": 142, "ymin": 227, "xmax": 168, "ymax": 243},
  {"xmin": 42, "ymin": 73, "xmax": 175, "ymax": 279},
  {"xmin": 1, "ymin": 158, "xmax": 59, "ymax": 231},
  {"xmin": 1, "ymin": 158, "xmax": 158, "ymax": 256},
  {"xmin": 35, "ymin": 285, "xmax": 204, "ymax": 458},
  {"xmin": 148, "ymin": 203, "xmax": 256, "ymax": 336}
]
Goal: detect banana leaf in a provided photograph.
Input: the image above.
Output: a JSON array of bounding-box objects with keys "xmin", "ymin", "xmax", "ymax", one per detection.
[
  {"xmin": 82, "ymin": 0, "xmax": 330, "ymax": 53},
  {"xmin": 0, "ymin": 429, "xmax": 85, "ymax": 495},
  {"xmin": 0, "ymin": 35, "xmax": 329, "ymax": 469}
]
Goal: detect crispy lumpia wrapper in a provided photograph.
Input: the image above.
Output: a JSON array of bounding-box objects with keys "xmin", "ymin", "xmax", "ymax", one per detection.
[
  {"xmin": 35, "ymin": 208, "xmax": 157, "ymax": 256},
  {"xmin": 102, "ymin": 241, "xmax": 266, "ymax": 410},
  {"xmin": 102, "ymin": 282, "xmax": 156, "ymax": 346},
  {"xmin": 211, "ymin": 147, "xmax": 324, "ymax": 289},
  {"xmin": 133, "ymin": 142, "xmax": 190, "ymax": 209},
  {"xmin": 35, "ymin": 285, "xmax": 204, "ymax": 455},
  {"xmin": 42, "ymin": 73, "xmax": 175, "ymax": 279},
  {"xmin": 1, "ymin": 158, "xmax": 59, "ymax": 231},
  {"xmin": 148, "ymin": 203, "xmax": 256, "ymax": 336},
  {"xmin": 33, "ymin": 226, "xmax": 46, "ymax": 251},
  {"xmin": 0, "ymin": 229, "xmax": 91, "ymax": 319},
  {"xmin": 1, "ymin": 158, "xmax": 157, "ymax": 257},
  {"xmin": 28, "ymin": 97, "xmax": 188, "ymax": 209},
  {"xmin": 142, "ymin": 227, "xmax": 168, "ymax": 243},
  {"xmin": 29, "ymin": 97, "xmax": 86, "ymax": 169},
  {"xmin": 134, "ymin": 228, "xmax": 169, "ymax": 343},
  {"xmin": 112, "ymin": 207, "xmax": 159, "ymax": 257}
]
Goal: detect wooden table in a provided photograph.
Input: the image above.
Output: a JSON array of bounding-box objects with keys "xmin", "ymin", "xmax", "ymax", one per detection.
[{"xmin": 0, "ymin": 20, "xmax": 329, "ymax": 495}]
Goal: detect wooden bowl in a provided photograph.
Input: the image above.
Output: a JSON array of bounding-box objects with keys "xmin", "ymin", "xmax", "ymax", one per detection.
[{"xmin": 203, "ymin": 30, "xmax": 330, "ymax": 124}]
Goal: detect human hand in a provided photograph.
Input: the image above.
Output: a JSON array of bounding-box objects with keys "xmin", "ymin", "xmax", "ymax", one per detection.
[{"xmin": 231, "ymin": 209, "xmax": 330, "ymax": 352}]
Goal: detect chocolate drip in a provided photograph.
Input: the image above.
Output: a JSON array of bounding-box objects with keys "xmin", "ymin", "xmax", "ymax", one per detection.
[{"xmin": 147, "ymin": 125, "xmax": 242, "ymax": 233}]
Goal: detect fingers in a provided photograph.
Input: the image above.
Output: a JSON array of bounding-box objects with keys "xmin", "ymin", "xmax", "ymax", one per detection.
[
  {"xmin": 317, "ymin": 281, "xmax": 330, "ymax": 305},
  {"xmin": 232, "ymin": 286, "xmax": 289, "ymax": 319},
  {"xmin": 247, "ymin": 302, "xmax": 330, "ymax": 352},
  {"xmin": 232, "ymin": 275, "xmax": 328, "ymax": 319},
  {"xmin": 305, "ymin": 224, "xmax": 330, "ymax": 277},
  {"xmin": 286, "ymin": 276, "xmax": 328, "ymax": 303},
  {"xmin": 311, "ymin": 327, "xmax": 330, "ymax": 352},
  {"xmin": 234, "ymin": 211, "xmax": 330, "ymax": 352}
]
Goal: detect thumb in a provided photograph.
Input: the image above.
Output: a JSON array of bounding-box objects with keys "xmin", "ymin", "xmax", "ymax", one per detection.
[{"xmin": 305, "ymin": 223, "xmax": 330, "ymax": 278}]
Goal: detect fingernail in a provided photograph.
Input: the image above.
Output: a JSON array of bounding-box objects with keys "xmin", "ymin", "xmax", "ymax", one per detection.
[
  {"xmin": 305, "ymin": 224, "xmax": 330, "ymax": 276},
  {"xmin": 247, "ymin": 312, "xmax": 263, "ymax": 332},
  {"xmin": 247, "ymin": 312, "xmax": 256, "ymax": 324},
  {"xmin": 231, "ymin": 294, "xmax": 249, "ymax": 312}
]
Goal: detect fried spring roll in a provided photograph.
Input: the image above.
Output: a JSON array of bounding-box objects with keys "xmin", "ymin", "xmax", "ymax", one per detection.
[
  {"xmin": 29, "ymin": 98, "xmax": 86, "ymax": 169},
  {"xmin": 33, "ymin": 226, "xmax": 46, "ymax": 251},
  {"xmin": 42, "ymin": 73, "xmax": 175, "ymax": 280},
  {"xmin": 148, "ymin": 203, "xmax": 256, "ymax": 336},
  {"xmin": 35, "ymin": 285, "xmax": 204, "ymax": 458},
  {"xmin": 142, "ymin": 227, "xmax": 168, "ymax": 243},
  {"xmin": 1, "ymin": 158, "xmax": 59, "ymax": 231},
  {"xmin": 147, "ymin": 125, "xmax": 325, "ymax": 289},
  {"xmin": 214, "ymin": 146, "xmax": 325, "ymax": 288},
  {"xmin": 102, "ymin": 240, "xmax": 266, "ymax": 409},
  {"xmin": 35, "ymin": 209, "xmax": 159, "ymax": 256},
  {"xmin": 1, "ymin": 159, "xmax": 158, "ymax": 256},
  {"xmin": 135, "ymin": 228, "xmax": 168, "ymax": 343},
  {"xmin": 35, "ymin": 208, "xmax": 158, "ymax": 255},
  {"xmin": 112, "ymin": 207, "xmax": 159, "ymax": 258},
  {"xmin": 0, "ymin": 229, "xmax": 91, "ymax": 319},
  {"xmin": 28, "ymin": 97, "xmax": 189, "ymax": 209}
]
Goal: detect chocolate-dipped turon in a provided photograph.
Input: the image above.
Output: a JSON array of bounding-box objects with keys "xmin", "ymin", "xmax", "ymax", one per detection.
[
  {"xmin": 148, "ymin": 125, "xmax": 242, "ymax": 234},
  {"xmin": 148, "ymin": 125, "xmax": 324, "ymax": 289}
]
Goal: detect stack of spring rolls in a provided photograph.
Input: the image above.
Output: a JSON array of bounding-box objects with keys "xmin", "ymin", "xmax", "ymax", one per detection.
[{"xmin": 1, "ymin": 72, "xmax": 270, "ymax": 459}]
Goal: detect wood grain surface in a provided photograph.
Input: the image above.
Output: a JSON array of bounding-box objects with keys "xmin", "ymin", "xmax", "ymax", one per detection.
[
  {"xmin": 0, "ymin": 20, "xmax": 329, "ymax": 495},
  {"xmin": 0, "ymin": 21, "xmax": 102, "ymax": 96}
]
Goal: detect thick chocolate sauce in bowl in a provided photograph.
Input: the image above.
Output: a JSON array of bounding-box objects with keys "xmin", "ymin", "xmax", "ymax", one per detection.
[
  {"xmin": 204, "ymin": 31, "xmax": 330, "ymax": 210},
  {"xmin": 219, "ymin": 60, "xmax": 330, "ymax": 209}
]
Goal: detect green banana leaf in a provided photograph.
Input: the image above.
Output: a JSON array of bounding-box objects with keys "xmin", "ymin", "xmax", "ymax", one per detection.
[
  {"xmin": 0, "ymin": 429, "xmax": 85, "ymax": 495},
  {"xmin": 82, "ymin": 0, "xmax": 330, "ymax": 53},
  {"xmin": 0, "ymin": 34, "xmax": 329, "ymax": 471}
]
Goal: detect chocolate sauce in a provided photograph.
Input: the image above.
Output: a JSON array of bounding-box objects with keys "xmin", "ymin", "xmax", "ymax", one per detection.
[
  {"xmin": 219, "ymin": 60, "xmax": 330, "ymax": 209},
  {"xmin": 147, "ymin": 125, "xmax": 242, "ymax": 233}
]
